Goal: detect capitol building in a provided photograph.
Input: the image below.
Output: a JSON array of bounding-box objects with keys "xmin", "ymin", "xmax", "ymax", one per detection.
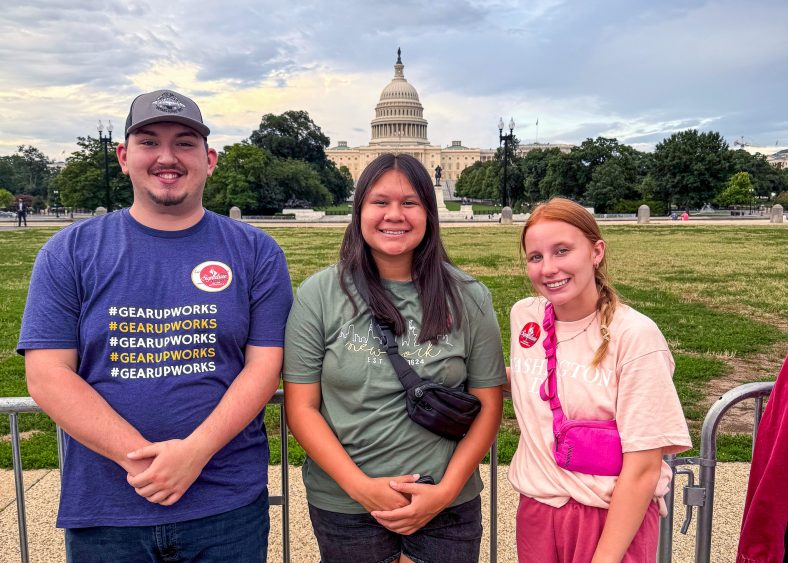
[{"xmin": 326, "ymin": 50, "xmax": 573, "ymax": 186}]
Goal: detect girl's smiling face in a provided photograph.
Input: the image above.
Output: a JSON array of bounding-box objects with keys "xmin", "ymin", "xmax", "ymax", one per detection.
[
  {"xmin": 360, "ymin": 169, "xmax": 427, "ymax": 280},
  {"xmin": 524, "ymin": 219, "xmax": 605, "ymax": 321}
]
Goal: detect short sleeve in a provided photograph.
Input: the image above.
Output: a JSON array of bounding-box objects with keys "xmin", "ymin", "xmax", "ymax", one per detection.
[
  {"xmin": 464, "ymin": 285, "xmax": 507, "ymax": 389},
  {"xmin": 17, "ymin": 248, "xmax": 81, "ymax": 353},
  {"xmin": 616, "ymin": 326, "xmax": 691, "ymax": 455},
  {"xmin": 247, "ymin": 245, "xmax": 293, "ymax": 348},
  {"xmin": 282, "ymin": 279, "xmax": 327, "ymax": 384}
]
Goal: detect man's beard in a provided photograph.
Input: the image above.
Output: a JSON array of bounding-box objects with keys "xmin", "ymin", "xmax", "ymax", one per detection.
[{"xmin": 145, "ymin": 187, "xmax": 189, "ymax": 207}]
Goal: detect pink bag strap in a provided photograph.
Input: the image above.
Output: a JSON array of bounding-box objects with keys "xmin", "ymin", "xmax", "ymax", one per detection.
[{"xmin": 539, "ymin": 302, "xmax": 566, "ymax": 434}]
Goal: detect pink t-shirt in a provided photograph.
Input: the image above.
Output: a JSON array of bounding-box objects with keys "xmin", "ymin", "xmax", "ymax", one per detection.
[{"xmin": 508, "ymin": 297, "xmax": 691, "ymax": 514}]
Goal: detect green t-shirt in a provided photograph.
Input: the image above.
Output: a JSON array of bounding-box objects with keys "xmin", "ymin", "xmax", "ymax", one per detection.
[{"xmin": 283, "ymin": 264, "xmax": 507, "ymax": 513}]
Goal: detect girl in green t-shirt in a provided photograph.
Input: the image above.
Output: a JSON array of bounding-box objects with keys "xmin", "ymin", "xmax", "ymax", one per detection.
[{"xmin": 284, "ymin": 154, "xmax": 506, "ymax": 563}]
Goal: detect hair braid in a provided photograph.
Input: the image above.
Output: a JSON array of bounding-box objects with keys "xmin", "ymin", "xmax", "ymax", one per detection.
[{"xmin": 592, "ymin": 268, "xmax": 618, "ymax": 368}]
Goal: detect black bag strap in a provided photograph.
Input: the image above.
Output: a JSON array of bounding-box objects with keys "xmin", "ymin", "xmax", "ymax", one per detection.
[
  {"xmin": 373, "ymin": 320, "xmax": 426, "ymax": 391},
  {"xmin": 351, "ymin": 271, "xmax": 425, "ymax": 392}
]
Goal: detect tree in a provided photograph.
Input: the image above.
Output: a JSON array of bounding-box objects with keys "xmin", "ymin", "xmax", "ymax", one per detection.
[
  {"xmin": 315, "ymin": 161, "xmax": 353, "ymax": 205},
  {"xmin": 205, "ymin": 142, "xmax": 332, "ymax": 215},
  {"xmin": 540, "ymin": 151, "xmax": 583, "ymax": 201},
  {"xmin": 270, "ymin": 159, "xmax": 332, "ymax": 209},
  {"xmin": 585, "ymin": 156, "xmax": 642, "ymax": 213},
  {"xmin": 455, "ymin": 161, "xmax": 485, "ymax": 199},
  {"xmin": 0, "ymin": 145, "xmax": 56, "ymax": 199},
  {"xmin": 0, "ymin": 188, "xmax": 14, "ymax": 209},
  {"xmin": 249, "ymin": 110, "xmax": 352, "ymax": 205},
  {"xmin": 729, "ymin": 149, "xmax": 788, "ymax": 197},
  {"xmin": 51, "ymin": 137, "xmax": 132, "ymax": 210},
  {"xmin": 716, "ymin": 172, "xmax": 756, "ymax": 208},
  {"xmin": 250, "ymin": 110, "xmax": 330, "ymax": 164},
  {"xmin": 651, "ymin": 130, "xmax": 731, "ymax": 211},
  {"xmin": 204, "ymin": 143, "xmax": 269, "ymax": 214},
  {"xmin": 519, "ymin": 148, "xmax": 561, "ymax": 207}
]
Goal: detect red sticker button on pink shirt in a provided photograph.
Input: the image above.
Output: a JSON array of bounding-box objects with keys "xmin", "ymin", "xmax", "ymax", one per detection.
[{"xmin": 519, "ymin": 322, "xmax": 540, "ymax": 348}]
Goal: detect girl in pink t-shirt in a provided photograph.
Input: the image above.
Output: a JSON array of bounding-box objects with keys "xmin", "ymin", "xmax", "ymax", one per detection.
[{"xmin": 508, "ymin": 197, "xmax": 691, "ymax": 563}]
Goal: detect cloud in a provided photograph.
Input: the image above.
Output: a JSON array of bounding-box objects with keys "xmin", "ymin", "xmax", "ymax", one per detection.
[{"xmin": 0, "ymin": 0, "xmax": 786, "ymax": 159}]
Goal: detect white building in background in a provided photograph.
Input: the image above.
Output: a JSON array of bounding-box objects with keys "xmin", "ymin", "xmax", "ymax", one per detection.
[
  {"xmin": 767, "ymin": 149, "xmax": 788, "ymax": 169},
  {"xmin": 326, "ymin": 50, "xmax": 573, "ymax": 185}
]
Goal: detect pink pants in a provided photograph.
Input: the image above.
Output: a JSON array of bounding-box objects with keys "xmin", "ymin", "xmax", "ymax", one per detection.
[{"xmin": 516, "ymin": 495, "xmax": 659, "ymax": 563}]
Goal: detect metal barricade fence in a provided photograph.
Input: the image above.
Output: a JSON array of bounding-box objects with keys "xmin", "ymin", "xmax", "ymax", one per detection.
[
  {"xmin": 657, "ymin": 381, "xmax": 775, "ymax": 563},
  {"xmin": 5, "ymin": 382, "xmax": 775, "ymax": 563},
  {"xmin": 0, "ymin": 390, "xmax": 290, "ymax": 563},
  {"xmin": 2, "ymin": 392, "xmax": 501, "ymax": 563}
]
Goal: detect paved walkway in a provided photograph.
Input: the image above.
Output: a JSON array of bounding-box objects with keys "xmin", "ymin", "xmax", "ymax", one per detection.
[{"xmin": 1, "ymin": 463, "xmax": 750, "ymax": 562}]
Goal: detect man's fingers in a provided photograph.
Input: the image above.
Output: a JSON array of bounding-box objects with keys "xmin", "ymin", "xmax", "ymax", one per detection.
[
  {"xmin": 127, "ymin": 471, "xmax": 152, "ymax": 488},
  {"xmin": 144, "ymin": 490, "xmax": 172, "ymax": 504},
  {"xmin": 127, "ymin": 444, "xmax": 159, "ymax": 460},
  {"xmin": 158, "ymin": 492, "xmax": 181, "ymax": 506}
]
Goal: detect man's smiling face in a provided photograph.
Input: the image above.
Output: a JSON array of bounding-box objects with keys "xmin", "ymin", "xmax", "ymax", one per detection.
[{"xmin": 118, "ymin": 122, "xmax": 217, "ymax": 211}]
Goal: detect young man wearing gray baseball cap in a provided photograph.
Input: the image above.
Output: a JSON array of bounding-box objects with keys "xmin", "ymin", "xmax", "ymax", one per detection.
[{"xmin": 19, "ymin": 89, "xmax": 292, "ymax": 561}]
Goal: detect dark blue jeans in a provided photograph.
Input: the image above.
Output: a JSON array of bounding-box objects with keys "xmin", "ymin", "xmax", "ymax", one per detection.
[
  {"xmin": 308, "ymin": 496, "xmax": 482, "ymax": 563},
  {"xmin": 65, "ymin": 489, "xmax": 269, "ymax": 562}
]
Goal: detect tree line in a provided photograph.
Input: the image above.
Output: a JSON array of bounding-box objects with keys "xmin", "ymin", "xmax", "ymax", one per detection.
[
  {"xmin": 454, "ymin": 130, "xmax": 788, "ymax": 214},
  {"xmin": 3, "ymin": 121, "xmax": 788, "ymax": 215},
  {"xmin": 0, "ymin": 110, "xmax": 353, "ymax": 216}
]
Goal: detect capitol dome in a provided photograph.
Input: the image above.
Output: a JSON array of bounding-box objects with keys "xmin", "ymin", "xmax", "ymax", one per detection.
[{"xmin": 369, "ymin": 49, "xmax": 429, "ymax": 146}]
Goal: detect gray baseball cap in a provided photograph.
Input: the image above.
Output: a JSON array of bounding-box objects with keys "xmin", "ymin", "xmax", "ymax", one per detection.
[{"xmin": 124, "ymin": 89, "xmax": 210, "ymax": 138}]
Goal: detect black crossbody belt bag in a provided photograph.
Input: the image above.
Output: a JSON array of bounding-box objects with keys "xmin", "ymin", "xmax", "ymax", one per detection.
[{"xmin": 374, "ymin": 320, "xmax": 481, "ymax": 441}]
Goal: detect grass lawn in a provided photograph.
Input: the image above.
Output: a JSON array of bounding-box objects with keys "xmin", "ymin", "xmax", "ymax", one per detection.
[{"xmin": 1, "ymin": 225, "xmax": 786, "ymax": 468}]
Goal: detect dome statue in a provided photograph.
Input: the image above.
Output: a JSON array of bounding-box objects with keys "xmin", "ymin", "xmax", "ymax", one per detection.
[{"xmin": 369, "ymin": 48, "xmax": 429, "ymax": 146}]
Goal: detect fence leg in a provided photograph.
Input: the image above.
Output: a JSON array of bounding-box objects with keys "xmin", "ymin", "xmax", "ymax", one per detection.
[
  {"xmin": 56, "ymin": 426, "xmax": 66, "ymax": 476},
  {"xmin": 489, "ymin": 439, "xmax": 498, "ymax": 563},
  {"xmin": 752, "ymin": 397, "xmax": 764, "ymax": 457},
  {"xmin": 657, "ymin": 455, "xmax": 676, "ymax": 563},
  {"xmin": 280, "ymin": 406, "xmax": 290, "ymax": 563},
  {"xmin": 10, "ymin": 413, "xmax": 30, "ymax": 563}
]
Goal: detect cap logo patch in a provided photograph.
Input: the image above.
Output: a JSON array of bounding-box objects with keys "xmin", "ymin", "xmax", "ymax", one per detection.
[
  {"xmin": 191, "ymin": 261, "xmax": 232, "ymax": 292},
  {"xmin": 153, "ymin": 92, "xmax": 186, "ymax": 114}
]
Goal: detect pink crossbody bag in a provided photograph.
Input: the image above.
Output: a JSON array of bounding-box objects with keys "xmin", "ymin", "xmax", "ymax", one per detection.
[{"xmin": 539, "ymin": 303, "xmax": 623, "ymax": 476}]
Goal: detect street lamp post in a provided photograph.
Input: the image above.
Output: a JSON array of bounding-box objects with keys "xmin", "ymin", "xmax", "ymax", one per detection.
[
  {"xmin": 498, "ymin": 117, "xmax": 515, "ymax": 208},
  {"xmin": 97, "ymin": 120, "xmax": 113, "ymax": 211},
  {"xmin": 53, "ymin": 189, "xmax": 59, "ymax": 218}
]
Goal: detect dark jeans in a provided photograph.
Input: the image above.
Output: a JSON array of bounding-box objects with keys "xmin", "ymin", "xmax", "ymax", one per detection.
[
  {"xmin": 308, "ymin": 496, "xmax": 482, "ymax": 563},
  {"xmin": 17, "ymin": 213, "xmax": 26, "ymax": 226},
  {"xmin": 65, "ymin": 489, "xmax": 269, "ymax": 563}
]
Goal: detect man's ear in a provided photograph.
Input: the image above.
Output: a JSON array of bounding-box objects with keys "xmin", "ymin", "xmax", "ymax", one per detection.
[
  {"xmin": 206, "ymin": 147, "xmax": 218, "ymax": 177},
  {"xmin": 117, "ymin": 143, "xmax": 130, "ymax": 175}
]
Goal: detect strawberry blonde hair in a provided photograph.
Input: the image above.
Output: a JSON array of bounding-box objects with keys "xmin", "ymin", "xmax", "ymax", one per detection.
[{"xmin": 521, "ymin": 197, "xmax": 619, "ymax": 367}]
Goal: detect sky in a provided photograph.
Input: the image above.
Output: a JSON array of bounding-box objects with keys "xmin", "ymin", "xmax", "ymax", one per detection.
[{"xmin": 2, "ymin": 0, "xmax": 787, "ymax": 161}]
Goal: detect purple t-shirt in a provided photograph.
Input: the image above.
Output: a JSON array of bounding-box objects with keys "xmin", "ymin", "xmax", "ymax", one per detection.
[{"xmin": 18, "ymin": 209, "xmax": 293, "ymax": 527}]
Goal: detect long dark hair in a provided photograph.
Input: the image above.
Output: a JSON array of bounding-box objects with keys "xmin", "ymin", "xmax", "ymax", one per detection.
[{"xmin": 339, "ymin": 153, "xmax": 462, "ymax": 343}]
